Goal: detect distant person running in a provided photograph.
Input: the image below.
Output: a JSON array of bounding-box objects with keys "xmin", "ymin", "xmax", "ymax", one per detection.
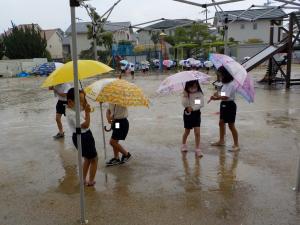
[
  {"xmin": 66, "ymin": 88, "xmax": 98, "ymax": 186},
  {"xmin": 181, "ymin": 80, "xmax": 205, "ymax": 158},
  {"xmin": 106, "ymin": 104, "xmax": 131, "ymax": 166},
  {"xmin": 49, "ymin": 83, "xmax": 72, "ymax": 139},
  {"xmin": 209, "ymin": 66, "xmax": 239, "ymax": 152}
]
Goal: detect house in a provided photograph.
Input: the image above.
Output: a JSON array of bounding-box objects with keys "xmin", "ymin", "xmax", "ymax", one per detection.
[
  {"xmin": 136, "ymin": 19, "xmax": 195, "ymax": 46},
  {"xmin": 64, "ymin": 21, "xmax": 134, "ymax": 56},
  {"xmin": 214, "ymin": 8, "xmax": 286, "ymax": 44},
  {"xmin": 41, "ymin": 29, "xmax": 64, "ymax": 60}
]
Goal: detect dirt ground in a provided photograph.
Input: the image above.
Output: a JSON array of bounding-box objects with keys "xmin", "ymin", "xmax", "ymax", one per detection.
[{"xmin": 0, "ymin": 66, "xmax": 300, "ymax": 225}]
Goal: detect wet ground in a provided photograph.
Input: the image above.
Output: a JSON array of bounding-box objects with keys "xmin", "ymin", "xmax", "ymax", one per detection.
[{"xmin": 0, "ymin": 67, "xmax": 300, "ymax": 225}]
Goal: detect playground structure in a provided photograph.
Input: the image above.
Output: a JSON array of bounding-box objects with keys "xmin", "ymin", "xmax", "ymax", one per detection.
[{"xmin": 242, "ymin": 11, "xmax": 300, "ymax": 88}]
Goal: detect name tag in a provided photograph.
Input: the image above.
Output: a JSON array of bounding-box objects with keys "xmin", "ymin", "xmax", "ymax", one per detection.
[
  {"xmin": 115, "ymin": 122, "xmax": 120, "ymax": 129},
  {"xmin": 195, "ymin": 99, "xmax": 201, "ymax": 105}
]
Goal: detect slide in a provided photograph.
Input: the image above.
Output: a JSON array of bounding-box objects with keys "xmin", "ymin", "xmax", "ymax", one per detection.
[{"xmin": 242, "ymin": 42, "xmax": 287, "ymax": 72}]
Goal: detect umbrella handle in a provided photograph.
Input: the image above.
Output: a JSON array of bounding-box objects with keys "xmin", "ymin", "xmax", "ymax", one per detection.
[{"xmin": 104, "ymin": 125, "xmax": 112, "ymax": 132}]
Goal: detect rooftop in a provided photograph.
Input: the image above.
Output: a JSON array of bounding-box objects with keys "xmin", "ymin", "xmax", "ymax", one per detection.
[{"xmin": 65, "ymin": 21, "xmax": 131, "ymax": 34}]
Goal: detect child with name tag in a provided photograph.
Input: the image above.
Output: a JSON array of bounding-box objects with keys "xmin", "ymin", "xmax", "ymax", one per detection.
[
  {"xmin": 209, "ymin": 66, "xmax": 240, "ymax": 152},
  {"xmin": 181, "ymin": 80, "xmax": 205, "ymax": 158},
  {"xmin": 106, "ymin": 104, "xmax": 131, "ymax": 166}
]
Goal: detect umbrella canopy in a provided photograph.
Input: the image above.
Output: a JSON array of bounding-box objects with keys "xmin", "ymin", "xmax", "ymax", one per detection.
[
  {"xmin": 209, "ymin": 54, "xmax": 254, "ymax": 103},
  {"xmin": 85, "ymin": 79, "xmax": 149, "ymax": 107},
  {"xmin": 163, "ymin": 59, "xmax": 173, "ymax": 67},
  {"xmin": 235, "ymin": 74, "xmax": 255, "ymax": 103},
  {"xmin": 41, "ymin": 60, "xmax": 113, "ymax": 88},
  {"xmin": 141, "ymin": 60, "xmax": 150, "ymax": 65},
  {"xmin": 157, "ymin": 70, "xmax": 210, "ymax": 94},
  {"xmin": 203, "ymin": 60, "xmax": 213, "ymax": 68},
  {"xmin": 209, "ymin": 53, "xmax": 247, "ymax": 86},
  {"xmin": 120, "ymin": 60, "xmax": 129, "ymax": 65}
]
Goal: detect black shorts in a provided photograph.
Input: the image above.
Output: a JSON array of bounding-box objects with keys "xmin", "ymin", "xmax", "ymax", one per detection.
[
  {"xmin": 72, "ymin": 130, "xmax": 98, "ymax": 159},
  {"xmin": 220, "ymin": 101, "xmax": 237, "ymax": 123},
  {"xmin": 56, "ymin": 100, "xmax": 67, "ymax": 115},
  {"xmin": 183, "ymin": 109, "xmax": 201, "ymax": 129},
  {"xmin": 131, "ymin": 71, "xmax": 134, "ymax": 75},
  {"xmin": 121, "ymin": 69, "xmax": 126, "ymax": 74},
  {"xmin": 111, "ymin": 118, "xmax": 129, "ymax": 140}
]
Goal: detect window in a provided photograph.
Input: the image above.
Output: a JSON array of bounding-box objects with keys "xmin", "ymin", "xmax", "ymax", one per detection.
[
  {"xmin": 253, "ymin": 23, "xmax": 258, "ymax": 30},
  {"xmin": 240, "ymin": 24, "xmax": 245, "ymax": 29}
]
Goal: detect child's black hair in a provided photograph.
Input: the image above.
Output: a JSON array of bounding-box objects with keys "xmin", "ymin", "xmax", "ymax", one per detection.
[
  {"xmin": 217, "ymin": 66, "xmax": 234, "ymax": 84},
  {"xmin": 184, "ymin": 80, "xmax": 203, "ymax": 94},
  {"xmin": 67, "ymin": 87, "xmax": 84, "ymax": 101}
]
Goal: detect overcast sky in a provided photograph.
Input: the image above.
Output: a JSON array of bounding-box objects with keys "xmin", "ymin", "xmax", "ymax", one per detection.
[{"xmin": 0, "ymin": 0, "xmax": 290, "ymax": 32}]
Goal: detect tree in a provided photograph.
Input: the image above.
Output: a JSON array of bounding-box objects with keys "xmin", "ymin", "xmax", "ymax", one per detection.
[
  {"xmin": 86, "ymin": 11, "xmax": 113, "ymax": 52},
  {"xmin": 151, "ymin": 31, "xmax": 160, "ymax": 57},
  {"xmin": 3, "ymin": 23, "xmax": 48, "ymax": 59},
  {"xmin": 0, "ymin": 37, "xmax": 4, "ymax": 59}
]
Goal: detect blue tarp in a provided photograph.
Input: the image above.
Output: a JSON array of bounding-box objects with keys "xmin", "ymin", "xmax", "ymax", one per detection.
[{"xmin": 16, "ymin": 72, "xmax": 30, "ymax": 77}]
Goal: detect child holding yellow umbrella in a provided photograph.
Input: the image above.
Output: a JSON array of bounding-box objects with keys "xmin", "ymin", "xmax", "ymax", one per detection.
[{"xmin": 85, "ymin": 78, "xmax": 149, "ymax": 167}]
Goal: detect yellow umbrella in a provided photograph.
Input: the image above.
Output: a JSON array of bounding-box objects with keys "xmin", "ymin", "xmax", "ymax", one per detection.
[
  {"xmin": 85, "ymin": 79, "xmax": 149, "ymax": 107},
  {"xmin": 85, "ymin": 78, "xmax": 149, "ymax": 160},
  {"xmin": 41, "ymin": 60, "xmax": 113, "ymax": 88}
]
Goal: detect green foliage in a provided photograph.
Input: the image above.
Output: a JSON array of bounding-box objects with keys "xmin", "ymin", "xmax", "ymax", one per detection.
[
  {"xmin": 164, "ymin": 36, "xmax": 175, "ymax": 46},
  {"xmin": 86, "ymin": 11, "xmax": 113, "ymax": 51},
  {"xmin": 0, "ymin": 37, "xmax": 4, "ymax": 59},
  {"xmin": 245, "ymin": 38, "xmax": 263, "ymax": 44},
  {"xmin": 151, "ymin": 32, "xmax": 160, "ymax": 45},
  {"xmin": 3, "ymin": 23, "xmax": 48, "ymax": 59},
  {"xmin": 79, "ymin": 48, "xmax": 110, "ymax": 64},
  {"xmin": 118, "ymin": 40, "xmax": 132, "ymax": 45}
]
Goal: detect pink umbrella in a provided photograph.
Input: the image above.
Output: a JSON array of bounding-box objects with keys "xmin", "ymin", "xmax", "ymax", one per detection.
[
  {"xmin": 235, "ymin": 74, "xmax": 255, "ymax": 103},
  {"xmin": 163, "ymin": 59, "xmax": 173, "ymax": 68},
  {"xmin": 157, "ymin": 71, "xmax": 210, "ymax": 94},
  {"xmin": 209, "ymin": 53, "xmax": 255, "ymax": 103},
  {"xmin": 209, "ymin": 53, "xmax": 247, "ymax": 86}
]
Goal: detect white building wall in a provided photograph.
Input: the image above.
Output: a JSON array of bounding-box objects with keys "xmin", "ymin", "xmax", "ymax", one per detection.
[
  {"xmin": 47, "ymin": 33, "xmax": 63, "ymax": 59},
  {"xmin": 228, "ymin": 20, "xmax": 281, "ymax": 44}
]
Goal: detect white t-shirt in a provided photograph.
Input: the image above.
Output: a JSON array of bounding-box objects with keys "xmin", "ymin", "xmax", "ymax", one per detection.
[
  {"xmin": 54, "ymin": 83, "xmax": 72, "ymax": 101},
  {"xmin": 66, "ymin": 107, "xmax": 89, "ymax": 133},
  {"xmin": 109, "ymin": 104, "xmax": 128, "ymax": 119},
  {"xmin": 221, "ymin": 81, "xmax": 236, "ymax": 101},
  {"xmin": 182, "ymin": 91, "xmax": 204, "ymax": 111}
]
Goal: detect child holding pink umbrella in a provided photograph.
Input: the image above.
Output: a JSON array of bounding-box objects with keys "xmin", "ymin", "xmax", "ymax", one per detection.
[
  {"xmin": 209, "ymin": 66, "xmax": 240, "ymax": 152},
  {"xmin": 181, "ymin": 80, "xmax": 205, "ymax": 158}
]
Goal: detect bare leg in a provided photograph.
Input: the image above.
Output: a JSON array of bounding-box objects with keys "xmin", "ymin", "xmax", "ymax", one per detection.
[
  {"xmin": 88, "ymin": 157, "xmax": 98, "ymax": 184},
  {"xmin": 111, "ymin": 139, "xmax": 128, "ymax": 156},
  {"xmin": 82, "ymin": 158, "xmax": 90, "ymax": 183},
  {"xmin": 194, "ymin": 127, "xmax": 200, "ymax": 149},
  {"xmin": 228, "ymin": 123, "xmax": 239, "ymax": 147},
  {"xmin": 182, "ymin": 129, "xmax": 191, "ymax": 145},
  {"xmin": 55, "ymin": 113, "xmax": 63, "ymax": 134},
  {"xmin": 110, "ymin": 139, "xmax": 120, "ymax": 159},
  {"xmin": 219, "ymin": 120, "xmax": 226, "ymax": 144}
]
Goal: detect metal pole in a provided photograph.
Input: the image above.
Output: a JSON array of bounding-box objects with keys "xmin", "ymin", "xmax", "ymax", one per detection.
[
  {"xmin": 286, "ymin": 13, "xmax": 294, "ymax": 89},
  {"xmin": 224, "ymin": 15, "xmax": 229, "ymax": 55},
  {"xmin": 94, "ymin": 37, "xmax": 97, "ymax": 60},
  {"xmin": 99, "ymin": 103, "xmax": 107, "ymax": 159},
  {"xmin": 296, "ymin": 155, "xmax": 300, "ymax": 192},
  {"xmin": 70, "ymin": 1, "xmax": 87, "ymax": 224}
]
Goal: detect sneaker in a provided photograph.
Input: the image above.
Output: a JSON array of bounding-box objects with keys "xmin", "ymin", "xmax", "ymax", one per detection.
[
  {"xmin": 121, "ymin": 152, "xmax": 132, "ymax": 163},
  {"xmin": 106, "ymin": 158, "xmax": 121, "ymax": 166},
  {"xmin": 53, "ymin": 132, "xmax": 64, "ymax": 139}
]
